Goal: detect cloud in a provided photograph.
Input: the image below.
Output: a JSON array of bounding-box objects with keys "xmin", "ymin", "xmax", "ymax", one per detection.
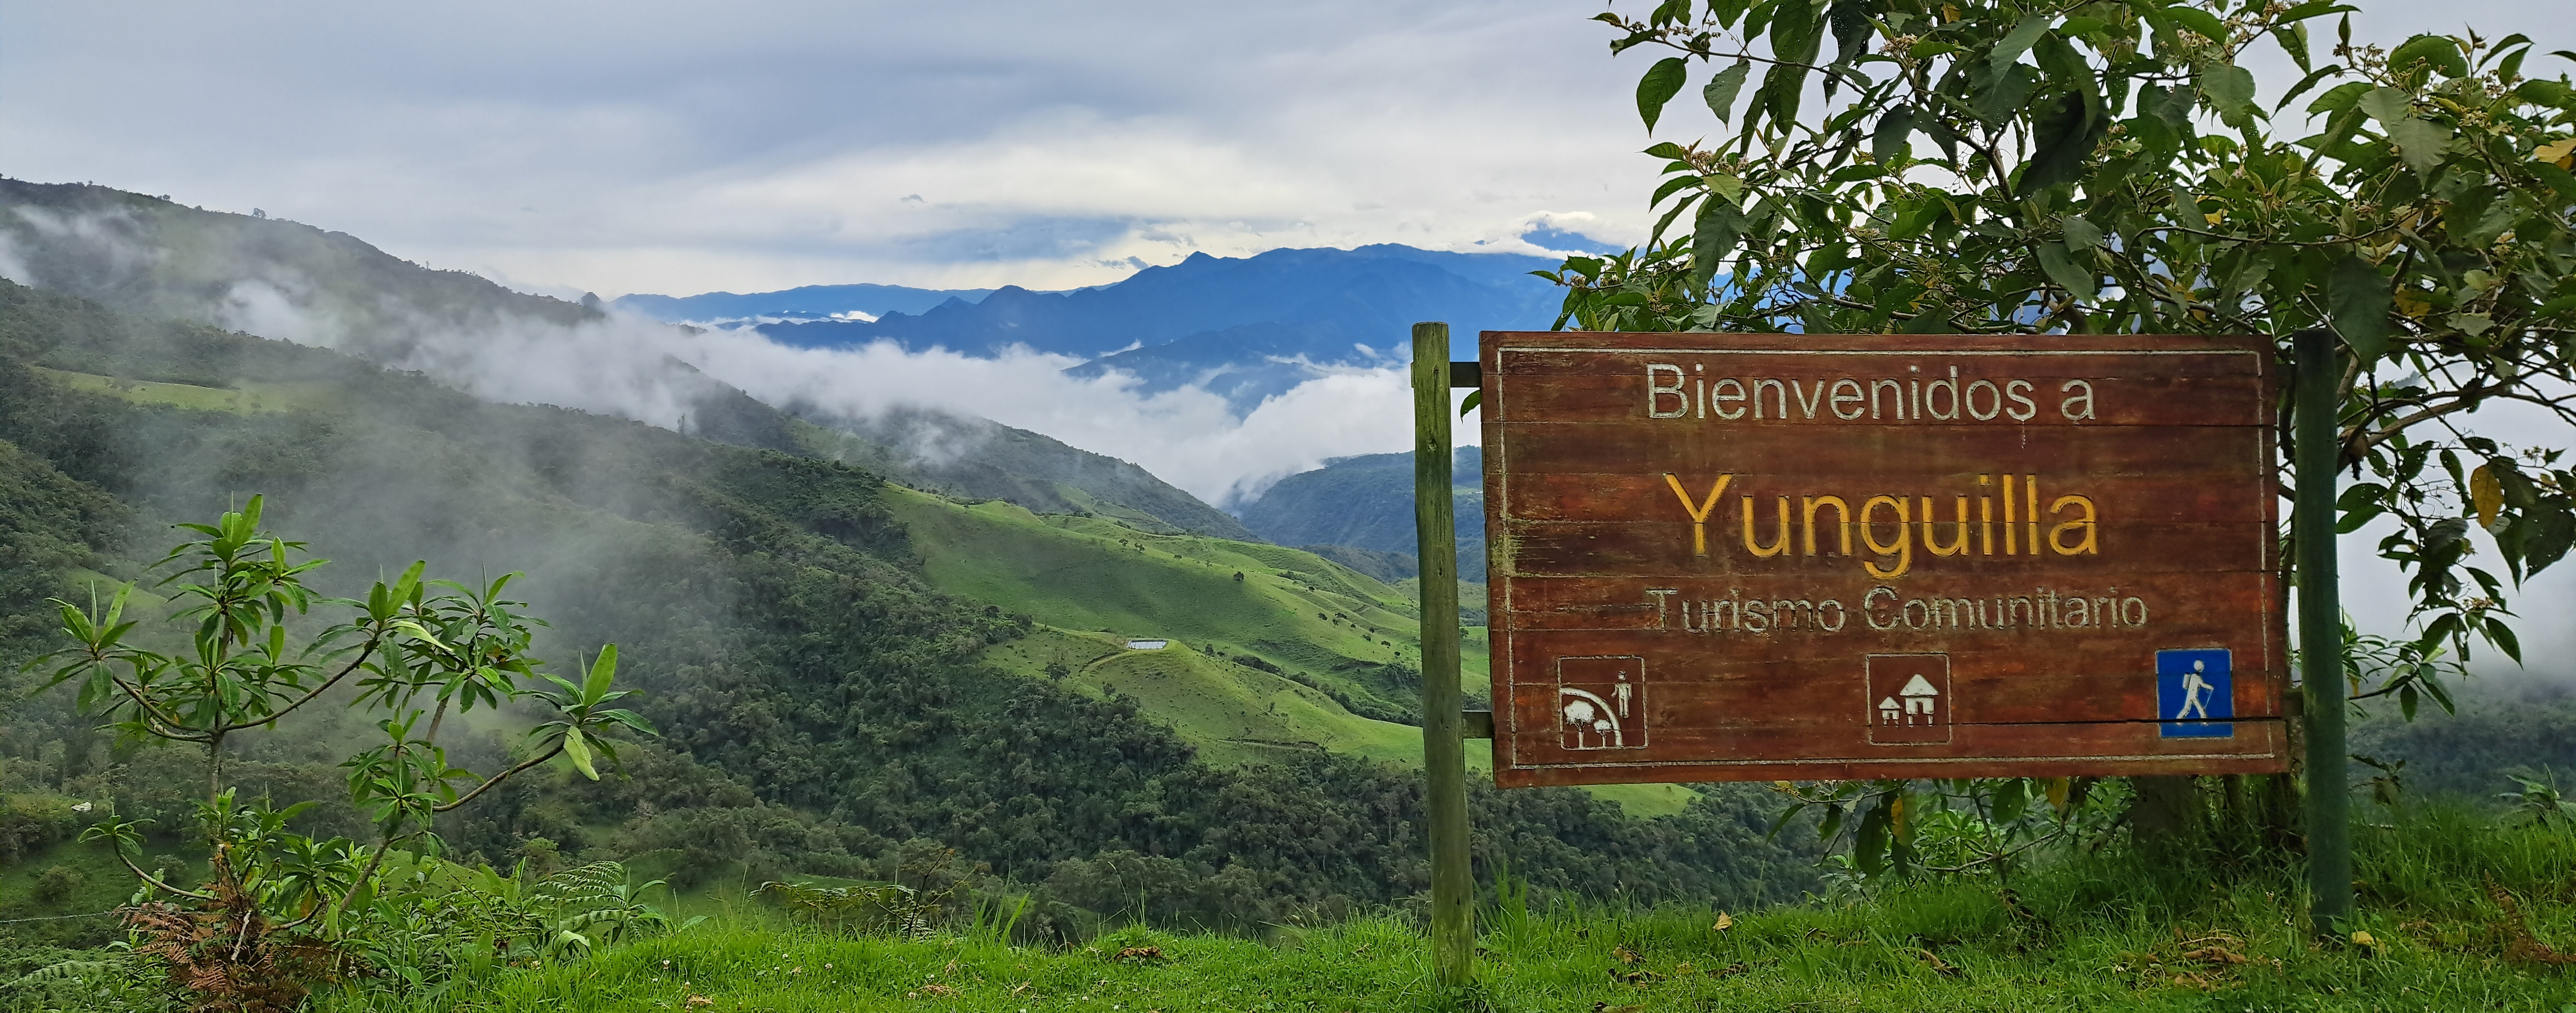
[
  {"xmin": 0, "ymin": 0, "xmax": 1656, "ymax": 295},
  {"xmin": 112, "ymin": 259, "xmax": 1456, "ymax": 506},
  {"xmin": 7, "ymin": 0, "xmax": 2556, "ymax": 298},
  {"xmin": 655, "ymin": 317, "xmax": 1462, "ymax": 506}
]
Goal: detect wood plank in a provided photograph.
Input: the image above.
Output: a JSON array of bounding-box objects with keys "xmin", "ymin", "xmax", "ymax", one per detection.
[{"xmin": 1478, "ymin": 331, "xmax": 2291, "ymax": 785}]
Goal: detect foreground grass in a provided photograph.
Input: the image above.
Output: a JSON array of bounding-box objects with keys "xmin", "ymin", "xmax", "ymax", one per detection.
[{"xmin": 315, "ymin": 804, "xmax": 2576, "ymax": 1012}]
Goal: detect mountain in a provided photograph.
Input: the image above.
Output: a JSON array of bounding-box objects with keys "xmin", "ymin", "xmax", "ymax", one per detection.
[
  {"xmin": 758, "ymin": 246, "xmax": 1560, "ymax": 361},
  {"xmin": 1236, "ymin": 448, "xmax": 1489, "ymax": 583},
  {"xmin": 613, "ymin": 283, "xmax": 1003, "ymax": 324},
  {"xmin": 753, "ymin": 245, "xmax": 1565, "ymax": 415},
  {"xmin": 0, "ymin": 181, "xmax": 1248, "ymax": 539},
  {"xmin": 792, "ymin": 408, "xmax": 1256, "ymax": 540},
  {"xmin": 0, "ymin": 279, "xmax": 1814, "ymax": 942}
]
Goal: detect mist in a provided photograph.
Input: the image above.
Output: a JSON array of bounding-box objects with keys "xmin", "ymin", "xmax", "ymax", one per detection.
[
  {"xmin": 0, "ymin": 197, "xmax": 1472, "ymax": 510},
  {"xmin": 251, "ymin": 293, "xmax": 1450, "ymax": 509}
]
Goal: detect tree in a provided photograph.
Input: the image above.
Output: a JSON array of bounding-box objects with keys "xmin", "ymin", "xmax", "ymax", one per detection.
[
  {"xmin": 34, "ymin": 496, "xmax": 654, "ymax": 966},
  {"xmin": 1551, "ymin": 0, "xmax": 2576, "ymax": 871}
]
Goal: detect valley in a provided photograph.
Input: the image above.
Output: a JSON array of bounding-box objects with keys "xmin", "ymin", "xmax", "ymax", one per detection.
[{"xmin": 0, "ymin": 192, "xmax": 1773, "ymax": 955}]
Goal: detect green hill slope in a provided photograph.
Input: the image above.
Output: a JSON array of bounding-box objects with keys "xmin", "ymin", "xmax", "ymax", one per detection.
[
  {"xmin": 983, "ymin": 628, "xmax": 1424, "ymax": 769},
  {"xmin": 883, "ymin": 487, "xmax": 1695, "ymax": 815},
  {"xmin": 885, "ymin": 487, "xmax": 1484, "ymax": 722},
  {"xmin": 0, "ymin": 279, "xmax": 1788, "ymax": 938},
  {"xmin": 0, "ymin": 180, "xmax": 1256, "ymax": 540},
  {"xmin": 1236, "ymin": 447, "xmax": 1488, "ymax": 582}
]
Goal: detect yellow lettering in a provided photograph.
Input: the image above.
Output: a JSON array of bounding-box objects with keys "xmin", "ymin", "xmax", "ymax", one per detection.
[
  {"xmin": 1977, "ymin": 474, "xmax": 1994, "ymax": 555},
  {"xmin": 1801, "ymin": 495, "xmax": 1852, "ymax": 556},
  {"xmin": 1665, "ymin": 473, "xmax": 1732, "ymax": 556},
  {"xmin": 1919, "ymin": 495, "xmax": 1970, "ymax": 557},
  {"xmin": 1860, "ymin": 495, "xmax": 1912, "ymax": 578},
  {"xmin": 1742, "ymin": 495, "xmax": 1792, "ymax": 557},
  {"xmin": 2002, "ymin": 474, "xmax": 2017, "ymax": 554},
  {"xmin": 2026, "ymin": 473, "xmax": 2041, "ymax": 551},
  {"xmin": 2050, "ymin": 495, "xmax": 2099, "ymax": 555}
]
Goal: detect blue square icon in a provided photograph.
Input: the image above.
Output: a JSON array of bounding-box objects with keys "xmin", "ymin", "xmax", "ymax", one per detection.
[{"xmin": 2156, "ymin": 649, "xmax": 2234, "ymax": 738}]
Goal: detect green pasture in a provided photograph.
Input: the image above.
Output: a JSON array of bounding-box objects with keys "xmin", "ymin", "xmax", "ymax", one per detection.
[
  {"xmin": 898, "ymin": 488, "xmax": 1690, "ymax": 816},
  {"xmin": 306, "ymin": 802, "xmax": 2576, "ymax": 1013},
  {"xmin": 33, "ymin": 366, "xmax": 343, "ymax": 414}
]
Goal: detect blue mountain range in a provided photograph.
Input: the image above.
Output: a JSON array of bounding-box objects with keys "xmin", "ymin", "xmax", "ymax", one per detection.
[
  {"xmin": 614, "ymin": 283, "xmax": 1001, "ymax": 323},
  {"xmin": 625, "ymin": 244, "xmax": 1574, "ymax": 415}
]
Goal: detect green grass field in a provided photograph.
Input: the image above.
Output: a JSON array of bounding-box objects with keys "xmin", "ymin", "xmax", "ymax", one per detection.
[
  {"xmin": 296, "ymin": 804, "xmax": 2576, "ymax": 1013},
  {"xmin": 894, "ymin": 488, "xmax": 1691, "ymax": 816},
  {"xmin": 886, "ymin": 486, "xmax": 1467, "ymax": 686},
  {"xmin": 34, "ymin": 366, "xmax": 345, "ymax": 414},
  {"xmin": 981, "ymin": 627, "xmax": 1427, "ymax": 770}
]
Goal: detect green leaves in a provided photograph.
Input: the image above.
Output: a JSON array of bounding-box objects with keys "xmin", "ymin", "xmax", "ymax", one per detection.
[
  {"xmin": 2161, "ymin": 5, "xmax": 2228, "ymax": 43},
  {"xmin": 1703, "ymin": 60, "xmax": 1752, "ymax": 124},
  {"xmin": 1574, "ymin": 0, "xmax": 2576, "ymax": 675},
  {"xmin": 2327, "ymin": 254, "xmax": 2393, "ymax": 363},
  {"xmin": 584, "ymin": 643, "xmax": 619, "ymax": 704},
  {"xmin": 1989, "ymin": 14, "xmax": 2051, "ymax": 75},
  {"xmin": 2037, "ymin": 242, "xmax": 2099, "ymax": 302},
  {"xmin": 1638, "ymin": 57, "xmax": 1689, "ymax": 132},
  {"xmin": 2388, "ymin": 34, "xmax": 2468, "ymax": 79},
  {"xmin": 2385, "ymin": 116, "xmax": 2453, "ymax": 178},
  {"xmin": 1873, "ymin": 105, "xmax": 1916, "ymax": 164},
  {"xmin": 2020, "ymin": 89, "xmax": 2106, "ymax": 194},
  {"xmin": 2202, "ymin": 65, "xmax": 2260, "ymax": 125},
  {"xmin": 2060, "ymin": 213, "xmax": 2103, "ymax": 251},
  {"xmin": 563, "ymin": 728, "xmax": 597, "ymax": 780}
]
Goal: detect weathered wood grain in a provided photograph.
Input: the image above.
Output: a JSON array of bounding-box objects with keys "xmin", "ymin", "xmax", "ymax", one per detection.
[{"xmin": 1479, "ymin": 331, "xmax": 2288, "ymax": 787}]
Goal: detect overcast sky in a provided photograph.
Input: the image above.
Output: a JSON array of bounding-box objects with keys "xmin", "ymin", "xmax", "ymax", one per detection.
[
  {"xmin": 8, "ymin": 0, "xmax": 2573, "ymax": 667},
  {"xmin": 6, "ymin": 1, "xmax": 2548, "ymax": 299},
  {"xmin": 2, "ymin": 1, "xmax": 1657, "ymax": 296}
]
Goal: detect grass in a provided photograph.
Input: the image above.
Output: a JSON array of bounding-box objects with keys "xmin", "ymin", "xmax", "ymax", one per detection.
[
  {"xmin": 886, "ymin": 486, "xmax": 1462, "ymax": 687},
  {"xmin": 309, "ymin": 802, "xmax": 2576, "ymax": 1012},
  {"xmin": 33, "ymin": 366, "xmax": 344, "ymax": 414},
  {"xmin": 982, "ymin": 627, "xmax": 1426, "ymax": 770},
  {"xmin": 898, "ymin": 488, "xmax": 1691, "ymax": 816},
  {"xmin": 0, "ymin": 825, "xmax": 172, "ymax": 949}
]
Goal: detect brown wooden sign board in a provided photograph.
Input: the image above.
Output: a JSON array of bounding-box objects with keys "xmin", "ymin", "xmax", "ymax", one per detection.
[{"xmin": 1478, "ymin": 331, "xmax": 2290, "ymax": 787}]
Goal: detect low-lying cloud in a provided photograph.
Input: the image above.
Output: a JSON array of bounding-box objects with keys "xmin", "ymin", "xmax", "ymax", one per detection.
[
  {"xmin": 640, "ymin": 314, "xmax": 1446, "ymax": 506},
  {"xmin": 206, "ymin": 285, "xmax": 1450, "ymax": 507}
]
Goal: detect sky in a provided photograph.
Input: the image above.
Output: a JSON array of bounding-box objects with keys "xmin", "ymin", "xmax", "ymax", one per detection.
[
  {"xmin": 6, "ymin": 0, "xmax": 2573, "ymax": 669},
  {"xmin": 1, "ymin": 1, "xmax": 2548, "ymax": 299},
  {"xmin": 1, "ymin": 1, "xmax": 1660, "ymax": 296}
]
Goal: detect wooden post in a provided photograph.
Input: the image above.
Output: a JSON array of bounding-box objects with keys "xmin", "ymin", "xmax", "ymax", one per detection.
[
  {"xmin": 2296, "ymin": 328, "xmax": 2349, "ymax": 934},
  {"xmin": 1411, "ymin": 321, "xmax": 1473, "ymax": 988}
]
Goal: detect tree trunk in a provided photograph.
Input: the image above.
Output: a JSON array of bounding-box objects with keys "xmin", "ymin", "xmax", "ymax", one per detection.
[
  {"xmin": 206, "ymin": 731, "xmax": 226, "ymax": 806},
  {"xmin": 2128, "ymin": 775, "xmax": 2203, "ymax": 852}
]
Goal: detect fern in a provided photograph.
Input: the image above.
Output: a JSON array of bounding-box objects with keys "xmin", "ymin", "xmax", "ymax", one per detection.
[{"xmin": 3, "ymin": 958, "xmax": 109, "ymax": 990}]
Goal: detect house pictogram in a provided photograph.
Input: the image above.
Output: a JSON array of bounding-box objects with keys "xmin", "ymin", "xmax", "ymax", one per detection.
[
  {"xmin": 1866, "ymin": 654, "xmax": 1953, "ymax": 745},
  {"xmin": 1897, "ymin": 674, "xmax": 1940, "ymax": 723}
]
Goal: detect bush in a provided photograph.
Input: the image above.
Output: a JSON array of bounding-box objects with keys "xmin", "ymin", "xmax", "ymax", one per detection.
[
  {"xmin": 0, "ymin": 794, "xmax": 86, "ymax": 865},
  {"xmin": 31, "ymin": 864, "xmax": 84, "ymax": 904}
]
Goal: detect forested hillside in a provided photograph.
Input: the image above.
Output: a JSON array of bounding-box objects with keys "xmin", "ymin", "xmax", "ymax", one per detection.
[
  {"xmin": 0, "ymin": 180, "xmax": 1257, "ymax": 540},
  {"xmin": 1238, "ymin": 448, "xmax": 1488, "ymax": 582},
  {"xmin": 0, "ymin": 280, "xmax": 1819, "ymax": 945}
]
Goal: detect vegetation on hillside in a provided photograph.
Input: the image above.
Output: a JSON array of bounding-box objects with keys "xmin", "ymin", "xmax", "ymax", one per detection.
[
  {"xmin": 5, "ymin": 800, "xmax": 2554, "ymax": 1012},
  {"xmin": 1234, "ymin": 448, "xmax": 1488, "ymax": 584},
  {"xmin": 0, "ymin": 280, "xmax": 1824, "ymax": 1001}
]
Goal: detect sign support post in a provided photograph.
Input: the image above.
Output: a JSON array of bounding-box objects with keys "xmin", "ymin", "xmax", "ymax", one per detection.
[
  {"xmin": 2295, "ymin": 329, "xmax": 2348, "ymax": 934},
  {"xmin": 1411, "ymin": 321, "xmax": 1473, "ymax": 988}
]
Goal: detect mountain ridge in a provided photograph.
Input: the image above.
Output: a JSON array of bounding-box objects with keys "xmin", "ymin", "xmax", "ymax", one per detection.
[{"xmin": 0, "ymin": 180, "xmax": 1253, "ymax": 539}]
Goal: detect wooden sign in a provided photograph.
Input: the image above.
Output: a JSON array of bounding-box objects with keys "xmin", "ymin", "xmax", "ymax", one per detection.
[{"xmin": 1478, "ymin": 331, "xmax": 2288, "ymax": 786}]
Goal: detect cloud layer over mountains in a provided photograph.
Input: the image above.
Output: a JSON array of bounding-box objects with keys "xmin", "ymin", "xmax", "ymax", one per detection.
[{"xmin": 0, "ymin": 185, "xmax": 1500, "ymax": 507}]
